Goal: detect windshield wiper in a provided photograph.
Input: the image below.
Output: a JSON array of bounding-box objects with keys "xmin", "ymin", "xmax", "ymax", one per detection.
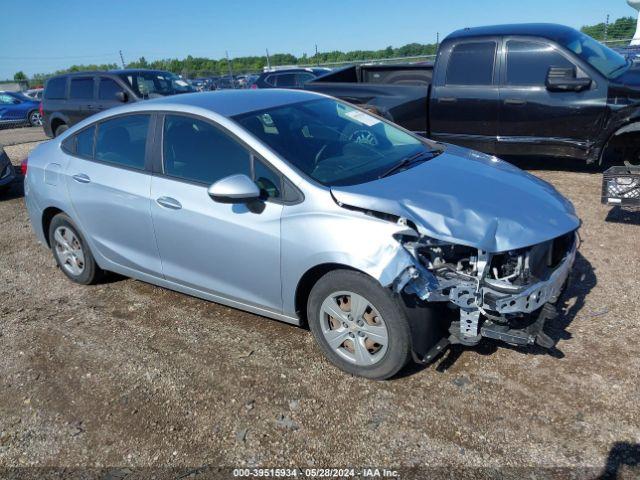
[{"xmin": 379, "ymin": 150, "xmax": 441, "ymax": 179}]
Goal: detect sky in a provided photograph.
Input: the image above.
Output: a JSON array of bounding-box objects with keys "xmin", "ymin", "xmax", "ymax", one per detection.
[{"xmin": 0, "ymin": 0, "xmax": 636, "ymax": 79}]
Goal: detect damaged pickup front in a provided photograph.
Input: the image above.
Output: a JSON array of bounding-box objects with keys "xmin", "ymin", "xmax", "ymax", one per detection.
[{"xmin": 393, "ymin": 228, "xmax": 578, "ymax": 359}]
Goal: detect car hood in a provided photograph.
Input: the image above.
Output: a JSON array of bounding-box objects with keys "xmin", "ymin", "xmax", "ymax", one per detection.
[{"xmin": 330, "ymin": 148, "xmax": 580, "ymax": 253}]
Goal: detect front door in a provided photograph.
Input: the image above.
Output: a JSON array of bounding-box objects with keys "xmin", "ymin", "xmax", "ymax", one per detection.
[
  {"xmin": 496, "ymin": 38, "xmax": 607, "ymax": 159},
  {"xmin": 150, "ymin": 114, "xmax": 283, "ymax": 312},
  {"xmin": 65, "ymin": 114, "xmax": 162, "ymax": 276},
  {"xmin": 430, "ymin": 39, "xmax": 501, "ymax": 153}
]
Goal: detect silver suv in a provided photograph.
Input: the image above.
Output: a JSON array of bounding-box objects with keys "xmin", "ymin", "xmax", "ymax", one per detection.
[{"xmin": 24, "ymin": 90, "xmax": 579, "ymax": 379}]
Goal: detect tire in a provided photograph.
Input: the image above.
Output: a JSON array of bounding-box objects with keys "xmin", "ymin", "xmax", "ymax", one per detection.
[
  {"xmin": 48, "ymin": 213, "xmax": 103, "ymax": 285},
  {"xmin": 307, "ymin": 269, "xmax": 412, "ymax": 380},
  {"xmin": 28, "ymin": 110, "xmax": 43, "ymax": 127},
  {"xmin": 54, "ymin": 124, "xmax": 69, "ymax": 137}
]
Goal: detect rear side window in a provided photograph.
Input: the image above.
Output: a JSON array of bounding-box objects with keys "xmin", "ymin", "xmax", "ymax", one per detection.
[
  {"xmin": 275, "ymin": 73, "xmax": 296, "ymax": 87},
  {"xmin": 45, "ymin": 77, "xmax": 67, "ymax": 99},
  {"xmin": 70, "ymin": 78, "xmax": 94, "ymax": 100},
  {"xmin": 506, "ymin": 40, "xmax": 575, "ymax": 86},
  {"xmin": 446, "ymin": 41, "xmax": 497, "ymax": 86},
  {"xmin": 98, "ymin": 78, "xmax": 123, "ymax": 100},
  {"xmin": 77, "ymin": 126, "xmax": 96, "ymax": 157},
  {"xmin": 95, "ymin": 115, "xmax": 150, "ymax": 169},
  {"xmin": 162, "ymin": 115, "xmax": 251, "ymax": 184}
]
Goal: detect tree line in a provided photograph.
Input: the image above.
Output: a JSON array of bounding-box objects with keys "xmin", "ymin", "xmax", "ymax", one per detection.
[{"xmin": 11, "ymin": 15, "xmax": 637, "ymax": 86}]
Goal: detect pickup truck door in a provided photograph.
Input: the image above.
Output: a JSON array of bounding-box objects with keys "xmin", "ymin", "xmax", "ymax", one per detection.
[
  {"xmin": 429, "ymin": 38, "xmax": 501, "ymax": 153},
  {"xmin": 496, "ymin": 38, "xmax": 607, "ymax": 159}
]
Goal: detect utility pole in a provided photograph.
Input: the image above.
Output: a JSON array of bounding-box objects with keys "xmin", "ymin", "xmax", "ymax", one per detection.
[
  {"xmin": 436, "ymin": 32, "xmax": 440, "ymax": 49},
  {"xmin": 226, "ymin": 50, "xmax": 235, "ymax": 88},
  {"xmin": 315, "ymin": 44, "xmax": 319, "ymax": 66},
  {"xmin": 604, "ymin": 14, "xmax": 610, "ymax": 42},
  {"xmin": 265, "ymin": 48, "xmax": 271, "ymax": 71},
  {"xmin": 119, "ymin": 50, "xmax": 126, "ymax": 69}
]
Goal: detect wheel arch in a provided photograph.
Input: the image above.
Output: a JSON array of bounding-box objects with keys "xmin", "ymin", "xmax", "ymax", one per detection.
[
  {"xmin": 600, "ymin": 121, "xmax": 640, "ymax": 165},
  {"xmin": 41, "ymin": 206, "xmax": 65, "ymax": 247},
  {"xmin": 294, "ymin": 263, "xmax": 362, "ymax": 327}
]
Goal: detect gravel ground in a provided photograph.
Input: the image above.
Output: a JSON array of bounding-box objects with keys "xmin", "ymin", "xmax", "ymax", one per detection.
[{"xmin": 0, "ymin": 129, "xmax": 639, "ymax": 479}]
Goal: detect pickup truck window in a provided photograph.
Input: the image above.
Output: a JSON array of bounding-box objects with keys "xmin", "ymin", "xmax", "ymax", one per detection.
[
  {"xmin": 506, "ymin": 40, "xmax": 574, "ymax": 86},
  {"xmin": 561, "ymin": 31, "xmax": 628, "ymax": 79},
  {"xmin": 446, "ymin": 41, "xmax": 496, "ymax": 86}
]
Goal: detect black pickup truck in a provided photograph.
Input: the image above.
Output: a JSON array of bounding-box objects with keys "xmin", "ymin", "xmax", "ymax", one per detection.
[{"xmin": 307, "ymin": 23, "xmax": 640, "ymax": 165}]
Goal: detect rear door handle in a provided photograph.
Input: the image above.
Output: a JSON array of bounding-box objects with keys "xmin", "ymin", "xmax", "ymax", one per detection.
[
  {"xmin": 504, "ymin": 98, "xmax": 527, "ymax": 106},
  {"xmin": 72, "ymin": 173, "xmax": 91, "ymax": 184},
  {"xmin": 156, "ymin": 196, "xmax": 182, "ymax": 210},
  {"xmin": 438, "ymin": 97, "xmax": 457, "ymax": 103}
]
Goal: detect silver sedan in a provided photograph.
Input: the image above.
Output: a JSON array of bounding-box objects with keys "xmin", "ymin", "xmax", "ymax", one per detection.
[{"xmin": 24, "ymin": 90, "xmax": 580, "ymax": 379}]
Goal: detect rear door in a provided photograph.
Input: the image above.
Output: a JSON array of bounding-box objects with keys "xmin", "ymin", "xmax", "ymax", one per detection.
[
  {"xmin": 429, "ymin": 38, "xmax": 501, "ymax": 153},
  {"xmin": 64, "ymin": 113, "xmax": 162, "ymax": 276},
  {"xmin": 68, "ymin": 76, "xmax": 97, "ymax": 125},
  {"xmin": 496, "ymin": 37, "xmax": 607, "ymax": 159}
]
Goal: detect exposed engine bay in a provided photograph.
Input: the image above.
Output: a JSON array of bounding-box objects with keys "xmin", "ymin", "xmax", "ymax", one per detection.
[{"xmin": 393, "ymin": 228, "xmax": 578, "ymax": 360}]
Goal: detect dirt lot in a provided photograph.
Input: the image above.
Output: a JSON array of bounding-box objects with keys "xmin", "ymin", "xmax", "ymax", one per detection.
[{"xmin": 1, "ymin": 127, "xmax": 639, "ymax": 479}]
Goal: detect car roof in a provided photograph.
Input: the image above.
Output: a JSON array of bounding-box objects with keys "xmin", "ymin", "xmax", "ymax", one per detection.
[
  {"xmin": 445, "ymin": 23, "xmax": 580, "ymax": 43},
  {"xmin": 142, "ymin": 89, "xmax": 325, "ymax": 117},
  {"xmin": 50, "ymin": 69, "xmax": 175, "ymax": 79}
]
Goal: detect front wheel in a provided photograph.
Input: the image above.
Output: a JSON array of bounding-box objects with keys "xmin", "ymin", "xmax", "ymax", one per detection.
[{"xmin": 307, "ymin": 270, "xmax": 412, "ymax": 380}]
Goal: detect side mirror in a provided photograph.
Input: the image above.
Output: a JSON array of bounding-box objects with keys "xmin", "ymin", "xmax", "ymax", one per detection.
[
  {"xmin": 115, "ymin": 91, "xmax": 128, "ymax": 103},
  {"xmin": 546, "ymin": 67, "xmax": 592, "ymax": 92},
  {"xmin": 208, "ymin": 174, "xmax": 261, "ymax": 203}
]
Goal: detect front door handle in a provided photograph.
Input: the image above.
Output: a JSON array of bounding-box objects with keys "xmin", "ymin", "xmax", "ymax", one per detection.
[
  {"xmin": 72, "ymin": 173, "xmax": 91, "ymax": 184},
  {"xmin": 156, "ymin": 196, "xmax": 182, "ymax": 210},
  {"xmin": 438, "ymin": 97, "xmax": 457, "ymax": 103},
  {"xmin": 504, "ymin": 98, "xmax": 527, "ymax": 106}
]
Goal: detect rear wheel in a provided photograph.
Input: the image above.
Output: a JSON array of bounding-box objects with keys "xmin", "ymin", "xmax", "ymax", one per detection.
[
  {"xmin": 48, "ymin": 213, "xmax": 102, "ymax": 285},
  {"xmin": 307, "ymin": 270, "xmax": 412, "ymax": 380},
  {"xmin": 28, "ymin": 110, "xmax": 43, "ymax": 127}
]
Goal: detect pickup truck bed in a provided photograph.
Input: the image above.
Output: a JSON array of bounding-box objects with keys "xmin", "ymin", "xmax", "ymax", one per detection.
[{"xmin": 306, "ymin": 64, "xmax": 433, "ymax": 136}]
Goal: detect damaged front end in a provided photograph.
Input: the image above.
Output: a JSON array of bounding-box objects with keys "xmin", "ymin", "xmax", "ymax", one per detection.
[{"xmin": 393, "ymin": 228, "xmax": 578, "ymax": 360}]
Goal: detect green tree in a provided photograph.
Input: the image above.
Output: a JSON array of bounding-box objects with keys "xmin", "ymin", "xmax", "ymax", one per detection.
[{"xmin": 13, "ymin": 71, "xmax": 27, "ymax": 81}]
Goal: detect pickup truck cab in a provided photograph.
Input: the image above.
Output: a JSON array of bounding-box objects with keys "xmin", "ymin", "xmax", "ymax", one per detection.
[{"xmin": 307, "ymin": 24, "xmax": 640, "ymax": 165}]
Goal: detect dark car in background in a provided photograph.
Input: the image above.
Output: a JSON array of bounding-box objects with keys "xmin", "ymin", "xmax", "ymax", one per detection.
[
  {"xmin": 252, "ymin": 68, "xmax": 330, "ymax": 89},
  {"xmin": 307, "ymin": 24, "xmax": 640, "ymax": 166},
  {"xmin": 0, "ymin": 146, "xmax": 16, "ymax": 193},
  {"xmin": 0, "ymin": 91, "xmax": 42, "ymax": 128},
  {"xmin": 42, "ymin": 69, "xmax": 195, "ymax": 137}
]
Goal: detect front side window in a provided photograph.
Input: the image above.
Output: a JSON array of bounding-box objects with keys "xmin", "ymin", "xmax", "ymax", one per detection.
[
  {"xmin": 162, "ymin": 115, "xmax": 251, "ymax": 184},
  {"xmin": 446, "ymin": 41, "xmax": 496, "ymax": 86},
  {"xmin": 119, "ymin": 71, "xmax": 194, "ymax": 98},
  {"xmin": 45, "ymin": 77, "xmax": 67, "ymax": 99},
  {"xmin": 506, "ymin": 40, "xmax": 574, "ymax": 86},
  {"xmin": 98, "ymin": 78, "xmax": 123, "ymax": 100},
  {"xmin": 69, "ymin": 78, "xmax": 94, "ymax": 100},
  {"xmin": 95, "ymin": 115, "xmax": 150, "ymax": 169},
  {"xmin": 234, "ymin": 98, "xmax": 437, "ymax": 187}
]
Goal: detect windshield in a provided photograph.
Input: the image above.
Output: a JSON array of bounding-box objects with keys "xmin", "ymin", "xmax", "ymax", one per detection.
[
  {"xmin": 561, "ymin": 31, "xmax": 628, "ymax": 78},
  {"xmin": 233, "ymin": 98, "xmax": 439, "ymax": 186},
  {"xmin": 119, "ymin": 71, "xmax": 195, "ymax": 97}
]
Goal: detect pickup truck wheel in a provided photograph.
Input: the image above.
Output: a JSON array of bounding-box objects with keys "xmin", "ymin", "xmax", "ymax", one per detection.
[
  {"xmin": 307, "ymin": 270, "xmax": 412, "ymax": 380},
  {"xmin": 54, "ymin": 124, "xmax": 69, "ymax": 137}
]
